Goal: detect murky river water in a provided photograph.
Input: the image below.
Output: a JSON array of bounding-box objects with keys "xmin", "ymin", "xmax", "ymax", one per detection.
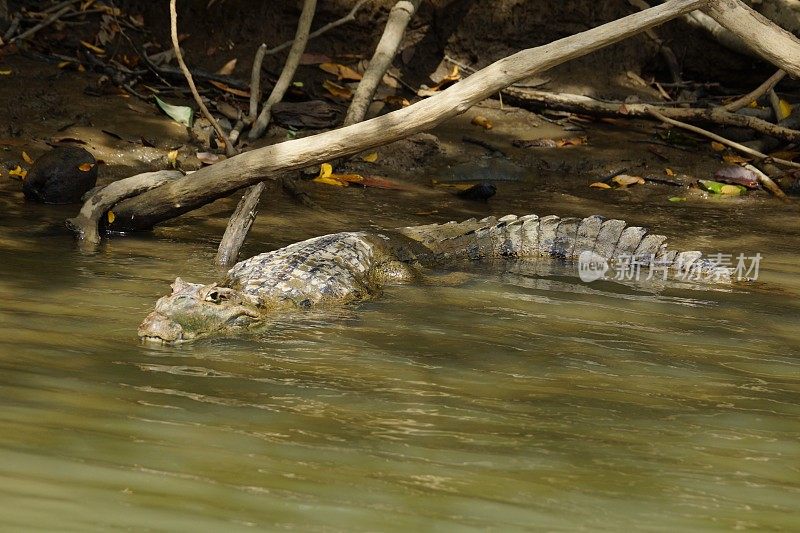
[{"xmin": 1, "ymin": 180, "xmax": 799, "ymax": 531}]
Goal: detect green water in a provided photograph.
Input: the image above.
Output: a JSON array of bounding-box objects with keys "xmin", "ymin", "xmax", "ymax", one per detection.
[{"xmin": 1, "ymin": 185, "xmax": 799, "ymax": 531}]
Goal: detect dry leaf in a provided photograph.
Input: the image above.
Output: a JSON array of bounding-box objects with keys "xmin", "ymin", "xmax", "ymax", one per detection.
[
  {"xmin": 767, "ymin": 149, "xmax": 799, "ymax": 161},
  {"xmin": 208, "ymin": 80, "xmax": 249, "ymax": 97},
  {"xmin": 361, "ymin": 152, "xmax": 378, "ymax": 163},
  {"xmin": 80, "ymin": 40, "xmax": 106, "ymax": 54},
  {"xmin": 9, "ymin": 165, "xmax": 27, "ymax": 179},
  {"xmin": 612, "ymin": 174, "xmax": 645, "ymax": 187},
  {"xmin": 417, "ymin": 65, "xmax": 460, "ymax": 96},
  {"xmin": 722, "ymin": 153, "xmax": 751, "ymax": 165},
  {"xmin": 216, "ymin": 58, "xmax": 237, "ymax": 76},
  {"xmin": 129, "ymin": 14, "xmax": 145, "ymax": 27},
  {"xmin": 590, "ymin": 182, "xmax": 611, "ymax": 189},
  {"xmin": 319, "ymin": 63, "xmax": 362, "ymax": 81},
  {"xmin": 167, "ymin": 150, "xmax": 179, "ymax": 166},
  {"xmin": 57, "ymin": 61, "xmax": 73, "ymax": 69},
  {"xmin": 319, "ymin": 163, "xmax": 333, "ymax": 178},
  {"xmin": 665, "ymin": 167, "xmax": 675, "ymax": 177},
  {"xmin": 107, "ymin": 211, "xmax": 115, "ymax": 223},
  {"xmin": 322, "ymin": 79, "xmax": 352, "ymax": 100},
  {"xmin": 78, "ymin": 162, "xmax": 95, "ymax": 172},
  {"xmin": 314, "ymin": 175, "xmax": 348, "ymax": 187},
  {"xmin": 710, "ymin": 141, "xmax": 726, "ymax": 152},
  {"xmin": 196, "ymin": 152, "xmax": 225, "ymax": 165},
  {"xmin": 471, "ymin": 115, "xmax": 493, "ymax": 130},
  {"xmin": 22, "ymin": 151, "xmax": 33, "ymax": 164},
  {"xmin": 0, "ymin": 69, "xmax": 12, "ymax": 76}
]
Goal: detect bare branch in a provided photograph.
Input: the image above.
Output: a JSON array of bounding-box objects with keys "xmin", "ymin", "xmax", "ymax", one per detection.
[{"xmin": 169, "ymin": 0, "xmax": 235, "ymax": 156}]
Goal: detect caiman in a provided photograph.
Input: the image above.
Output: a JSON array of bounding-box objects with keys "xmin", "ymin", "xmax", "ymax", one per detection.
[{"xmin": 139, "ymin": 213, "xmax": 734, "ymax": 343}]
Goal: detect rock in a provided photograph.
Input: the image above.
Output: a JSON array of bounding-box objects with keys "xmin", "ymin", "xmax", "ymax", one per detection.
[{"xmin": 23, "ymin": 147, "xmax": 98, "ymax": 204}]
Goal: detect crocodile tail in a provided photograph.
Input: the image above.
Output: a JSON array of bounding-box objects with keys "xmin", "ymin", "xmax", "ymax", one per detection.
[{"xmin": 398, "ymin": 214, "xmax": 732, "ymax": 282}]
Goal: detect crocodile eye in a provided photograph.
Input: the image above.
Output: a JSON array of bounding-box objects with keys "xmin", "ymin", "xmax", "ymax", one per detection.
[{"xmin": 206, "ymin": 290, "xmax": 227, "ymax": 303}]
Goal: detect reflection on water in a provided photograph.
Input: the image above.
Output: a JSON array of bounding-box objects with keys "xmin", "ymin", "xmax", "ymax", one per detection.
[{"xmin": 0, "ymin": 187, "xmax": 799, "ymax": 531}]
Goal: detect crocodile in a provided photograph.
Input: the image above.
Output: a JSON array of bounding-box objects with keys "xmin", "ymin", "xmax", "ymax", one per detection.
[{"xmin": 139, "ymin": 213, "xmax": 734, "ymax": 343}]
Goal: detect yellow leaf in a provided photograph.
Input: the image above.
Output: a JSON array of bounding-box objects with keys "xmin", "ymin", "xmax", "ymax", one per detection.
[
  {"xmin": 9, "ymin": 165, "xmax": 27, "ymax": 179},
  {"xmin": 216, "ymin": 58, "xmax": 237, "ymax": 76},
  {"xmin": 665, "ymin": 167, "xmax": 675, "ymax": 177},
  {"xmin": 22, "ymin": 151, "xmax": 33, "ymax": 164},
  {"xmin": 720, "ymin": 184, "xmax": 745, "ymax": 195},
  {"xmin": 361, "ymin": 152, "xmax": 378, "ymax": 163},
  {"xmin": 384, "ymin": 95, "xmax": 410, "ymax": 107},
  {"xmin": 589, "ymin": 182, "xmax": 611, "ymax": 189},
  {"xmin": 319, "ymin": 163, "xmax": 333, "ymax": 178},
  {"xmin": 322, "ymin": 79, "xmax": 352, "ymax": 100},
  {"xmin": 319, "ymin": 62, "xmax": 362, "ymax": 81},
  {"xmin": 80, "ymin": 40, "xmax": 106, "ymax": 54},
  {"xmin": 78, "ymin": 162, "xmax": 94, "ymax": 172},
  {"xmin": 57, "ymin": 61, "xmax": 72, "ymax": 69},
  {"xmin": 777, "ymin": 99, "xmax": 792, "ymax": 121},
  {"xmin": 107, "ymin": 210, "xmax": 115, "ymax": 224},
  {"xmin": 313, "ymin": 175, "xmax": 347, "ymax": 187},
  {"xmin": 710, "ymin": 141, "xmax": 726, "ymax": 152},
  {"xmin": 0, "ymin": 69, "xmax": 12, "ymax": 76},
  {"xmin": 471, "ymin": 115, "xmax": 493, "ymax": 130},
  {"xmin": 167, "ymin": 150, "xmax": 179, "ymax": 167}
]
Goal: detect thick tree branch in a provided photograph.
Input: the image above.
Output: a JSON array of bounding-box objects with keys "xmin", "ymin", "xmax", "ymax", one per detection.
[{"xmin": 106, "ymin": 0, "xmax": 713, "ymax": 232}]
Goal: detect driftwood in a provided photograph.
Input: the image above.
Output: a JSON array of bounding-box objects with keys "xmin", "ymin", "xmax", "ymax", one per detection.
[
  {"xmin": 66, "ymin": 170, "xmax": 183, "ymax": 244},
  {"xmin": 343, "ymin": 0, "xmax": 422, "ymax": 126},
  {"xmin": 504, "ymin": 88, "xmax": 800, "ymax": 142},
  {"xmin": 215, "ymin": 181, "xmax": 267, "ymax": 266},
  {"xmin": 70, "ymin": 0, "xmax": 800, "ymax": 238}
]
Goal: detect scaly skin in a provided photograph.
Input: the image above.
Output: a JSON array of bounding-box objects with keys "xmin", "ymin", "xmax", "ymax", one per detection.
[{"xmin": 139, "ymin": 214, "xmax": 733, "ymax": 343}]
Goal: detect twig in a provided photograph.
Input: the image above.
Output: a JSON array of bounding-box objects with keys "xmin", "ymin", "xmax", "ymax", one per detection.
[
  {"xmin": 169, "ymin": 0, "xmax": 235, "ymax": 156},
  {"xmin": 41, "ymin": 0, "xmax": 80, "ymax": 15},
  {"xmin": 247, "ymin": 0, "xmax": 366, "ymax": 123},
  {"xmin": 214, "ymin": 182, "xmax": 267, "ymax": 266},
  {"xmin": 768, "ymin": 88, "xmax": 782, "ymax": 122},
  {"xmin": 260, "ymin": 0, "xmax": 368, "ymax": 58},
  {"xmin": 249, "ymin": 0, "xmax": 317, "ymax": 138},
  {"xmin": 2, "ymin": 13, "xmax": 20, "ymax": 41},
  {"xmin": 9, "ymin": 5, "xmax": 72, "ymax": 43},
  {"xmin": 344, "ymin": 0, "xmax": 421, "ymax": 126},
  {"xmin": 743, "ymin": 163, "xmax": 788, "ymax": 200},
  {"xmin": 723, "ymin": 69, "xmax": 786, "ymax": 112},
  {"xmin": 647, "ymin": 107, "xmax": 800, "ymax": 172}
]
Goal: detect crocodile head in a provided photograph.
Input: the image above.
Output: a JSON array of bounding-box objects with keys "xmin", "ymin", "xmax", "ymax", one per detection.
[{"xmin": 138, "ymin": 277, "xmax": 262, "ymax": 343}]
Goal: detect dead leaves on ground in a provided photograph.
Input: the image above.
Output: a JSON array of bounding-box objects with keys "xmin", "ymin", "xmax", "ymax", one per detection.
[
  {"xmin": 312, "ymin": 162, "xmax": 408, "ymax": 190},
  {"xmin": 319, "ymin": 63, "xmax": 362, "ymax": 81},
  {"xmin": 322, "ymin": 79, "xmax": 353, "ymax": 101}
]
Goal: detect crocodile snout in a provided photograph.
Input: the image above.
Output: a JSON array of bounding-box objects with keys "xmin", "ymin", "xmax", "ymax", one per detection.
[{"xmin": 138, "ymin": 311, "xmax": 185, "ymax": 343}]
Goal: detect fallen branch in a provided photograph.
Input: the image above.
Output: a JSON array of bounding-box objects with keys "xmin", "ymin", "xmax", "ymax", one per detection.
[
  {"xmin": 504, "ymin": 87, "xmax": 800, "ymax": 141},
  {"xmin": 215, "ymin": 182, "xmax": 267, "ymax": 266},
  {"xmin": 249, "ymin": 0, "xmax": 317, "ymax": 136},
  {"xmin": 9, "ymin": 5, "xmax": 72, "ymax": 43},
  {"xmin": 724, "ymin": 69, "xmax": 786, "ymax": 112},
  {"xmin": 744, "ymin": 163, "xmax": 788, "ymax": 199},
  {"xmin": 66, "ymin": 170, "xmax": 183, "ymax": 244},
  {"xmin": 343, "ymin": 0, "xmax": 421, "ymax": 126},
  {"xmin": 218, "ymin": 0, "xmax": 317, "ymax": 266},
  {"xmin": 102, "ymin": 0, "xmax": 714, "ymax": 232},
  {"xmin": 647, "ymin": 106, "xmax": 799, "ymax": 175},
  {"xmin": 169, "ymin": 0, "xmax": 235, "ymax": 156},
  {"xmin": 76, "ymin": 0, "xmax": 800, "ymax": 236},
  {"xmin": 702, "ymin": 0, "xmax": 800, "ymax": 77}
]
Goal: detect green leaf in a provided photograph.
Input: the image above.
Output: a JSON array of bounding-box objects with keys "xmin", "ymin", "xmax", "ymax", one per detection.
[
  {"xmin": 668, "ymin": 196, "xmax": 686, "ymax": 202},
  {"xmin": 699, "ymin": 179, "xmax": 746, "ymax": 195},
  {"xmin": 154, "ymin": 96, "xmax": 193, "ymax": 127}
]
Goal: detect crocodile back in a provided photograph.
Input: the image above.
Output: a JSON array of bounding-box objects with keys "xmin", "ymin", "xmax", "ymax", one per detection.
[{"xmin": 223, "ymin": 232, "xmax": 380, "ymax": 308}]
